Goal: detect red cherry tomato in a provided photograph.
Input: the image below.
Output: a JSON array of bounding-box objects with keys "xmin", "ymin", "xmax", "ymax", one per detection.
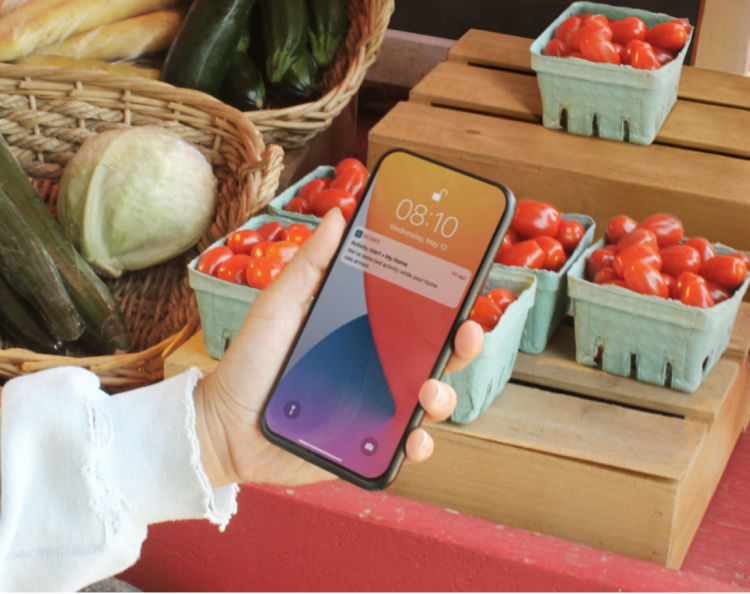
[
  {"xmin": 486, "ymin": 287, "xmax": 517, "ymax": 312},
  {"xmin": 557, "ymin": 219, "xmax": 585, "ymax": 253},
  {"xmin": 607, "ymin": 215, "xmax": 638, "ymax": 244},
  {"xmin": 580, "ymin": 34, "xmax": 620, "ymax": 64},
  {"xmin": 731, "ymin": 251, "xmax": 750, "ymax": 267},
  {"xmin": 662, "ymin": 272, "xmax": 675, "ymax": 296},
  {"xmin": 285, "ymin": 196, "xmax": 312, "ymax": 214},
  {"xmin": 249, "ymin": 240, "xmax": 274, "ymax": 259},
  {"xmin": 701, "ymin": 254, "xmax": 748, "ymax": 290},
  {"xmin": 613, "ymin": 42, "xmax": 628, "ymax": 63},
  {"xmin": 659, "ymin": 244, "xmax": 701, "ymax": 277},
  {"xmin": 196, "ymin": 245, "xmax": 233, "ymax": 276},
  {"xmin": 216, "ymin": 254, "xmax": 253, "ymax": 285},
  {"xmin": 684, "ymin": 236, "xmax": 716, "ymax": 267},
  {"xmin": 613, "ymin": 244, "xmax": 662, "ymax": 278},
  {"xmin": 645, "ymin": 20, "xmax": 689, "ymax": 52},
  {"xmin": 512, "ymin": 199, "xmax": 562, "ymax": 239},
  {"xmin": 334, "ymin": 157, "xmax": 367, "ymax": 178},
  {"xmin": 680, "ymin": 279, "xmax": 715, "ymax": 308},
  {"xmin": 282, "ymin": 223, "xmax": 312, "ymax": 244},
  {"xmin": 580, "ymin": 13, "xmax": 609, "ymax": 27},
  {"xmin": 498, "ymin": 239, "xmax": 545, "ymax": 269},
  {"xmin": 265, "ymin": 240, "xmax": 300, "ymax": 264},
  {"xmin": 330, "ymin": 166, "xmax": 368, "ymax": 199},
  {"xmin": 257, "ymin": 221, "xmax": 285, "ymax": 241},
  {"xmin": 544, "ymin": 38, "xmax": 570, "ymax": 57},
  {"xmin": 626, "ymin": 39, "xmax": 661, "ymax": 69},
  {"xmin": 469, "ymin": 295, "xmax": 502, "ymax": 332},
  {"xmin": 494, "ymin": 233, "xmax": 514, "ymax": 263},
  {"xmin": 706, "ymin": 281, "xmax": 731, "ymax": 304},
  {"xmin": 534, "ymin": 235, "xmax": 567, "ymax": 271},
  {"xmin": 653, "ymin": 46, "xmax": 676, "ymax": 65},
  {"xmin": 593, "ymin": 266, "xmax": 618, "ymax": 285},
  {"xmin": 673, "ymin": 271, "xmax": 706, "ymax": 300},
  {"xmin": 618, "ymin": 227, "xmax": 659, "ymax": 252},
  {"xmin": 587, "ymin": 247, "xmax": 616, "ymax": 280},
  {"xmin": 639, "ymin": 213, "xmax": 683, "ymax": 247},
  {"xmin": 624, "ymin": 260, "xmax": 668, "ymax": 298},
  {"xmin": 246, "ymin": 256, "xmax": 284, "ymax": 290},
  {"xmin": 299, "ymin": 177, "xmax": 332, "ymax": 202},
  {"xmin": 609, "ymin": 16, "xmax": 647, "ymax": 45},
  {"xmin": 310, "ymin": 188, "xmax": 357, "ymax": 220},
  {"xmin": 226, "ymin": 228, "xmax": 263, "ymax": 255},
  {"xmin": 569, "ymin": 21, "xmax": 612, "ymax": 51},
  {"xmin": 555, "ymin": 15, "xmax": 582, "ymax": 46}
]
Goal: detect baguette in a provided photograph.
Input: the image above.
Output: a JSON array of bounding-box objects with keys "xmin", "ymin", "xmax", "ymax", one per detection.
[
  {"xmin": 32, "ymin": 9, "xmax": 183, "ymax": 60},
  {"xmin": 0, "ymin": 0, "xmax": 69, "ymax": 37},
  {"xmin": 0, "ymin": 0, "xmax": 179, "ymax": 61},
  {"xmin": 0, "ymin": 0, "xmax": 34, "ymax": 18},
  {"xmin": 15, "ymin": 54, "xmax": 161, "ymax": 78}
]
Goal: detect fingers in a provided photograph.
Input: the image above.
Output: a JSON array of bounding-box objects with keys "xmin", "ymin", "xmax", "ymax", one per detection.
[
  {"xmin": 418, "ymin": 378, "xmax": 457, "ymax": 423},
  {"xmin": 444, "ymin": 319, "xmax": 484, "ymax": 374},
  {"xmin": 404, "ymin": 428, "xmax": 434, "ymax": 463}
]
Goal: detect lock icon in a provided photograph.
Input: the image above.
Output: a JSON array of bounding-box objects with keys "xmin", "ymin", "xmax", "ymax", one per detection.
[{"xmin": 431, "ymin": 188, "xmax": 448, "ymax": 202}]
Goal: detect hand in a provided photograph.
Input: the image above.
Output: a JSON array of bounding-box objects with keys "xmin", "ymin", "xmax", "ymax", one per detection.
[{"xmin": 195, "ymin": 208, "xmax": 483, "ymax": 488}]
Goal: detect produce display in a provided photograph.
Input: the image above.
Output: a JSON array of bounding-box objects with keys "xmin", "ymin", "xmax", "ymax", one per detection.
[
  {"xmin": 196, "ymin": 219, "xmax": 313, "ymax": 290},
  {"xmin": 494, "ymin": 199, "xmax": 585, "ymax": 271},
  {"xmin": 586, "ymin": 213, "xmax": 749, "ymax": 307},
  {"xmin": 468, "ymin": 287, "xmax": 518, "ymax": 332},
  {"xmin": 543, "ymin": 12, "xmax": 690, "ymax": 69}
]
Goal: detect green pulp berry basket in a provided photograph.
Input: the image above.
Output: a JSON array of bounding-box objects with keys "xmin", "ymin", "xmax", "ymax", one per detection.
[
  {"xmin": 267, "ymin": 165, "xmax": 334, "ymax": 224},
  {"xmin": 493, "ymin": 213, "xmax": 595, "ymax": 354},
  {"xmin": 188, "ymin": 214, "xmax": 318, "ymax": 359},
  {"xmin": 444, "ymin": 267, "xmax": 537, "ymax": 424},
  {"xmin": 568, "ymin": 240, "xmax": 750, "ymax": 393},
  {"xmin": 529, "ymin": 1, "xmax": 693, "ymax": 145}
]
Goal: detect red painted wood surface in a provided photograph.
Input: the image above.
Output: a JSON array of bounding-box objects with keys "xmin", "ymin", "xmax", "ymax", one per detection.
[{"xmin": 120, "ymin": 428, "xmax": 750, "ymax": 592}]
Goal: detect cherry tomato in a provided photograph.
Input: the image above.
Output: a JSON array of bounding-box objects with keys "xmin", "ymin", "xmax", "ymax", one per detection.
[
  {"xmin": 645, "ymin": 20, "xmax": 688, "ymax": 52},
  {"xmin": 581, "ymin": 34, "xmax": 620, "ymax": 64},
  {"xmin": 593, "ymin": 266, "xmax": 618, "ymax": 285},
  {"xmin": 226, "ymin": 228, "xmax": 263, "ymax": 255},
  {"xmin": 587, "ymin": 247, "xmax": 616, "ymax": 280},
  {"xmin": 684, "ymin": 236, "xmax": 716, "ymax": 267},
  {"xmin": 662, "ymin": 272, "xmax": 675, "ymax": 296},
  {"xmin": 580, "ymin": 13, "xmax": 609, "ymax": 27},
  {"xmin": 469, "ymin": 295, "xmax": 502, "ymax": 332},
  {"xmin": 285, "ymin": 196, "xmax": 312, "ymax": 214},
  {"xmin": 701, "ymin": 254, "xmax": 748, "ymax": 290},
  {"xmin": 731, "ymin": 251, "xmax": 750, "ymax": 267},
  {"xmin": 544, "ymin": 38, "xmax": 570, "ymax": 57},
  {"xmin": 557, "ymin": 219, "xmax": 585, "ymax": 253},
  {"xmin": 639, "ymin": 213, "xmax": 683, "ymax": 247},
  {"xmin": 613, "ymin": 42, "xmax": 628, "ymax": 63},
  {"xmin": 609, "ymin": 16, "xmax": 646, "ymax": 45},
  {"xmin": 310, "ymin": 188, "xmax": 357, "ymax": 220},
  {"xmin": 248, "ymin": 240, "xmax": 274, "ymax": 259},
  {"xmin": 282, "ymin": 223, "xmax": 312, "ymax": 244},
  {"xmin": 535, "ymin": 235, "xmax": 567, "ymax": 271},
  {"xmin": 265, "ymin": 240, "xmax": 300, "ymax": 264},
  {"xmin": 626, "ymin": 39, "xmax": 661, "ymax": 70},
  {"xmin": 330, "ymin": 166, "xmax": 368, "ymax": 198},
  {"xmin": 618, "ymin": 227, "xmax": 659, "ymax": 252},
  {"xmin": 494, "ymin": 233, "xmax": 514, "ymax": 263},
  {"xmin": 196, "ymin": 245, "xmax": 233, "ymax": 276},
  {"xmin": 607, "ymin": 215, "xmax": 638, "ymax": 243},
  {"xmin": 706, "ymin": 281, "xmax": 731, "ymax": 304},
  {"xmin": 299, "ymin": 177, "xmax": 332, "ymax": 202},
  {"xmin": 498, "ymin": 239, "xmax": 545, "ymax": 269},
  {"xmin": 653, "ymin": 46, "xmax": 676, "ymax": 65},
  {"xmin": 624, "ymin": 260, "xmax": 668, "ymax": 298},
  {"xmin": 257, "ymin": 221, "xmax": 285, "ymax": 241},
  {"xmin": 555, "ymin": 15, "xmax": 582, "ymax": 45},
  {"xmin": 512, "ymin": 199, "xmax": 562, "ymax": 239},
  {"xmin": 613, "ymin": 244, "xmax": 662, "ymax": 278},
  {"xmin": 216, "ymin": 254, "xmax": 253, "ymax": 285},
  {"xmin": 660, "ymin": 244, "xmax": 701, "ymax": 277},
  {"xmin": 673, "ymin": 271, "xmax": 706, "ymax": 300},
  {"xmin": 605, "ymin": 279, "xmax": 627, "ymax": 288},
  {"xmin": 680, "ymin": 279, "xmax": 715, "ymax": 308},
  {"xmin": 246, "ymin": 256, "xmax": 284, "ymax": 290},
  {"xmin": 486, "ymin": 287, "xmax": 517, "ymax": 312},
  {"xmin": 334, "ymin": 157, "xmax": 367, "ymax": 178},
  {"xmin": 569, "ymin": 21, "xmax": 612, "ymax": 51}
]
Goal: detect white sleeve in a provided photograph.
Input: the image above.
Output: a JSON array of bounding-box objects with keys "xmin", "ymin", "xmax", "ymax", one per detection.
[{"xmin": 0, "ymin": 366, "xmax": 239, "ymax": 592}]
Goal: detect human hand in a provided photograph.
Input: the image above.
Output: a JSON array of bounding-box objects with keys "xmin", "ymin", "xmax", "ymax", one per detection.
[{"xmin": 195, "ymin": 208, "xmax": 483, "ymax": 488}]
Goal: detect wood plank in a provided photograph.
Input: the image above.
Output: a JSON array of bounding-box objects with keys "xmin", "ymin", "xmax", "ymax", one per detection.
[
  {"xmin": 512, "ymin": 324, "xmax": 734, "ymax": 422},
  {"xmin": 367, "ymin": 102, "xmax": 750, "ymax": 253},
  {"xmin": 447, "ymin": 381, "xmax": 705, "ymax": 480},
  {"xmin": 410, "ymin": 61, "xmax": 750, "ymax": 159}
]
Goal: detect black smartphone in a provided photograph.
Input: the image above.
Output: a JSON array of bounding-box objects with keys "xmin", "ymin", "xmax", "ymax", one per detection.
[{"xmin": 260, "ymin": 149, "xmax": 515, "ymax": 490}]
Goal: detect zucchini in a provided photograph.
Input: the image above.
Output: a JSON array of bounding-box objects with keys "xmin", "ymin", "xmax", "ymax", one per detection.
[
  {"xmin": 219, "ymin": 51, "xmax": 266, "ymax": 111},
  {"xmin": 0, "ymin": 273, "xmax": 64, "ymax": 354},
  {"xmin": 160, "ymin": 0, "xmax": 256, "ymax": 95},
  {"xmin": 271, "ymin": 45, "xmax": 320, "ymax": 102},
  {"xmin": 0, "ymin": 186, "xmax": 84, "ymax": 342},
  {"xmin": 0, "ymin": 136, "xmax": 131, "ymax": 353},
  {"xmin": 307, "ymin": 0, "xmax": 348, "ymax": 66},
  {"xmin": 258, "ymin": 0, "xmax": 308, "ymax": 83}
]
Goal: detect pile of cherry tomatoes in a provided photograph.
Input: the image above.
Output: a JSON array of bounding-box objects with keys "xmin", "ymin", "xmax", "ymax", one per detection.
[
  {"xmin": 543, "ymin": 13, "xmax": 690, "ymax": 69},
  {"xmin": 196, "ymin": 219, "xmax": 313, "ymax": 290},
  {"xmin": 495, "ymin": 199, "xmax": 586, "ymax": 271},
  {"xmin": 587, "ymin": 213, "xmax": 749, "ymax": 308},
  {"xmin": 469, "ymin": 287, "xmax": 518, "ymax": 333},
  {"xmin": 284, "ymin": 157, "xmax": 368, "ymax": 221}
]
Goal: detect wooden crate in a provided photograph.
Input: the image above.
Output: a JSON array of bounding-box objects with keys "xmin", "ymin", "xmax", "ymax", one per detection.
[{"xmin": 367, "ymin": 30, "xmax": 750, "ymax": 255}]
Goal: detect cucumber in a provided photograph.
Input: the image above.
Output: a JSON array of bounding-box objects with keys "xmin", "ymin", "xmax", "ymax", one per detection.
[
  {"xmin": 219, "ymin": 51, "xmax": 266, "ymax": 110},
  {"xmin": 308, "ymin": 0, "xmax": 348, "ymax": 66},
  {"xmin": 0, "ymin": 273, "xmax": 64, "ymax": 354},
  {"xmin": 271, "ymin": 45, "xmax": 320, "ymax": 102},
  {"xmin": 0, "ymin": 186, "xmax": 84, "ymax": 342},
  {"xmin": 160, "ymin": 0, "xmax": 256, "ymax": 95},
  {"xmin": 0, "ymin": 136, "xmax": 131, "ymax": 353},
  {"xmin": 258, "ymin": 0, "xmax": 308, "ymax": 83}
]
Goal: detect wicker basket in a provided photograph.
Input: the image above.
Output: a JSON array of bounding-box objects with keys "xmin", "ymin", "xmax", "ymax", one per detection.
[
  {"xmin": 245, "ymin": 0, "xmax": 395, "ymax": 148},
  {"xmin": 0, "ymin": 64, "xmax": 284, "ymax": 390}
]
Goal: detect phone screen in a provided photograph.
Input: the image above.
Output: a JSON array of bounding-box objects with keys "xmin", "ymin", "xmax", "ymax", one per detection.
[{"xmin": 261, "ymin": 150, "xmax": 513, "ymax": 488}]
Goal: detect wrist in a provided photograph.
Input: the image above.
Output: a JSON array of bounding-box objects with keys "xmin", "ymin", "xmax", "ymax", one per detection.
[{"xmin": 193, "ymin": 379, "xmax": 237, "ymax": 488}]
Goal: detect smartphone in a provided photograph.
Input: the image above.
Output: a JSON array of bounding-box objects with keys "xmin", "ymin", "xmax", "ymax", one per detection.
[{"xmin": 260, "ymin": 149, "xmax": 515, "ymax": 490}]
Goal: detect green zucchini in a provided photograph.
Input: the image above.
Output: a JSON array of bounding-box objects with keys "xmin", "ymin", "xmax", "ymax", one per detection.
[
  {"xmin": 0, "ymin": 273, "xmax": 64, "ymax": 354},
  {"xmin": 271, "ymin": 45, "xmax": 320, "ymax": 101},
  {"xmin": 219, "ymin": 51, "xmax": 266, "ymax": 110},
  {"xmin": 308, "ymin": 0, "xmax": 348, "ymax": 66},
  {"xmin": 0, "ymin": 186, "xmax": 83, "ymax": 342},
  {"xmin": 160, "ymin": 0, "xmax": 256, "ymax": 95},
  {"xmin": 0, "ymin": 136, "xmax": 131, "ymax": 353},
  {"xmin": 258, "ymin": 0, "xmax": 308, "ymax": 83}
]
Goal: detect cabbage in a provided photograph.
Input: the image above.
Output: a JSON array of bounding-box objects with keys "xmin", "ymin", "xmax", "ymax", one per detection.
[{"xmin": 58, "ymin": 126, "xmax": 217, "ymax": 277}]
